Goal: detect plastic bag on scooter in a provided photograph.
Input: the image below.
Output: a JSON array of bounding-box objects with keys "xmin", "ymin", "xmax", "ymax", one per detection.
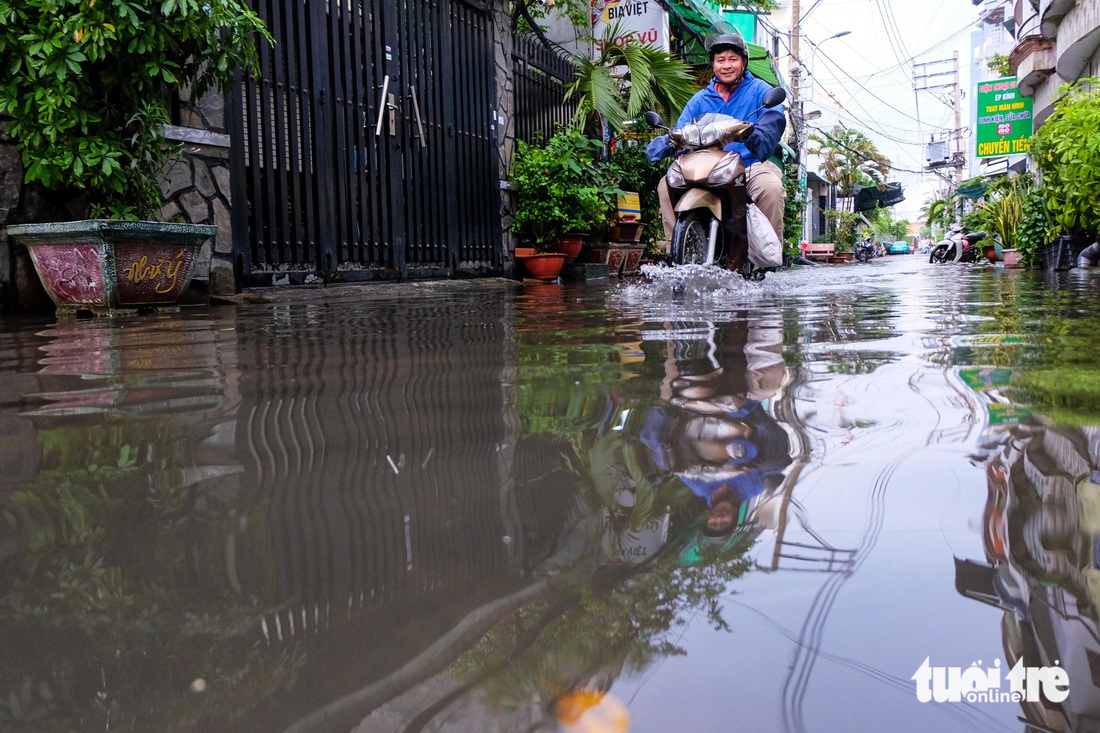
[{"xmin": 746, "ymin": 203, "xmax": 783, "ymax": 268}]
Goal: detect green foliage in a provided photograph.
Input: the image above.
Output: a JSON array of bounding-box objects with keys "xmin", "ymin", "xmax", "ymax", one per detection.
[
  {"xmin": 0, "ymin": 421, "xmax": 303, "ymax": 730},
  {"xmin": 1015, "ymin": 187, "xmax": 1058, "ymax": 267},
  {"xmin": 511, "ymin": 127, "xmax": 623, "ymax": 250},
  {"xmin": 513, "ymin": 0, "xmax": 589, "ymax": 36},
  {"xmin": 823, "ymin": 209, "xmax": 860, "ymax": 250},
  {"xmin": 863, "ymin": 206, "xmax": 908, "ymax": 240},
  {"xmin": 985, "ymin": 52, "xmax": 1011, "ymax": 78},
  {"xmin": 782, "ymin": 164, "xmax": 804, "ymax": 246},
  {"xmin": 0, "ymin": 0, "xmax": 271, "ymax": 219},
  {"xmin": 807, "ymin": 128, "xmax": 891, "ymax": 206},
  {"xmin": 921, "ymin": 192, "xmax": 957, "ymax": 234},
  {"xmin": 607, "ymin": 142, "xmax": 665, "ymax": 245},
  {"xmin": 567, "ymin": 24, "xmax": 697, "ymax": 132},
  {"xmin": 973, "ymin": 174, "xmax": 1033, "ymax": 249},
  {"xmin": 1030, "ymin": 78, "xmax": 1100, "ymax": 238}
]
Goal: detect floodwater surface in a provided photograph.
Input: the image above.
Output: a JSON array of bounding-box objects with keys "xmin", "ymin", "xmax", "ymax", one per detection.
[{"xmin": 2, "ymin": 255, "xmax": 1100, "ymax": 732}]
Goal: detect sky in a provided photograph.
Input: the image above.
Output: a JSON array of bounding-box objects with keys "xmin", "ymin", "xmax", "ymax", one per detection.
[{"xmin": 783, "ymin": 0, "xmax": 986, "ymax": 221}]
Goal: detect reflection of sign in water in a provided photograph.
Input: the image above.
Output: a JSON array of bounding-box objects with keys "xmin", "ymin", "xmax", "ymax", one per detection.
[
  {"xmin": 976, "ymin": 77, "xmax": 1033, "ymax": 158},
  {"xmin": 598, "ymin": 512, "xmax": 670, "ymax": 565},
  {"xmin": 124, "ymin": 249, "xmax": 187, "ymax": 294},
  {"xmin": 959, "ymin": 367, "xmax": 1013, "ymax": 392},
  {"xmin": 591, "ymin": 0, "xmax": 669, "ymax": 54},
  {"xmin": 987, "ymin": 403, "xmax": 1031, "ymax": 426}
]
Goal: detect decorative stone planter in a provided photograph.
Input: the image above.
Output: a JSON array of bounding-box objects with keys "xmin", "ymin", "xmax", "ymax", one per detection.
[
  {"xmin": 5, "ymin": 220, "xmax": 215, "ymax": 315},
  {"xmin": 582, "ymin": 243, "xmax": 628, "ymax": 275},
  {"xmin": 620, "ymin": 245, "xmax": 645, "ymax": 276}
]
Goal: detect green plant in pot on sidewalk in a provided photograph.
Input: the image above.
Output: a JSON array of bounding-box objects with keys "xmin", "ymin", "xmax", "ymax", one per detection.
[
  {"xmin": 510, "ymin": 126, "xmax": 622, "ymax": 252},
  {"xmin": 1029, "ymin": 78, "xmax": 1100, "ymax": 249},
  {"xmin": 1014, "ymin": 187, "xmax": 1057, "ymax": 269},
  {"xmin": 1, "ymin": 0, "xmax": 271, "ymax": 313},
  {"xmin": 0, "ymin": 0, "xmax": 271, "ymax": 220}
]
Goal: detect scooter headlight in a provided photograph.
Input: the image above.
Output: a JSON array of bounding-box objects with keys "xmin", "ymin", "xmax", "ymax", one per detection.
[
  {"xmin": 706, "ymin": 153, "xmax": 742, "ymax": 186},
  {"xmin": 666, "ymin": 162, "xmax": 687, "ymax": 189}
]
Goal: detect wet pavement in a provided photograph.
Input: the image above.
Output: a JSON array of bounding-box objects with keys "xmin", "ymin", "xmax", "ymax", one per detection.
[{"xmin": 2, "ymin": 254, "xmax": 1100, "ymax": 732}]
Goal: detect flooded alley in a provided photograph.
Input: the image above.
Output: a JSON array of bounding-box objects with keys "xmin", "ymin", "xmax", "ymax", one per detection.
[{"xmin": 2, "ymin": 254, "xmax": 1100, "ymax": 733}]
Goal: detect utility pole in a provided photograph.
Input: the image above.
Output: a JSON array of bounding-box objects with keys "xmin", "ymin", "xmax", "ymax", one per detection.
[
  {"xmin": 914, "ymin": 55, "xmax": 965, "ymax": 186},
  {"xmin": 952, "ymin": 50, "xmax": 964, "ymax": 186},
  {"xmin": 791, "ymin": 0, "xmax": 801, "ymax": 117},
  {"xmin": 790, "ymin": 0, "xmax": 804, "ymax": 241}
]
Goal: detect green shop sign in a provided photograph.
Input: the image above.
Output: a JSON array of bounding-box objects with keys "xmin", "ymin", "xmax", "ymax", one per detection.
[{"xmin": 975, "ymin": 77, "xmax": 1033, "ymax": 158}]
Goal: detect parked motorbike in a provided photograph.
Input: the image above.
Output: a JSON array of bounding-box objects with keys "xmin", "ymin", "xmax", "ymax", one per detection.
[
  {"xmin": 855, "ymin": 236, "xmax": 878, "ymax": 262},
  {"xmin": 929, "ymin": 225, "xmax": 990, "ymax": 264},
  {"xmin": 645, "ymin": 86, "xmax": 786, "ymax": 281}
]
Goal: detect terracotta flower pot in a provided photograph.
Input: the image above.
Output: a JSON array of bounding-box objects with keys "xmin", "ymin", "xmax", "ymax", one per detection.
[
  {"xmin": 552, "ymin": 233, "xmax": 586, "ymax": 261},
  {"xmin": 521, "ymin": 253, "xmax": 567, "ymax": 280},
  {"xmin": 514, "ymin": 247, "xmax": 537, "ymax": 259}
]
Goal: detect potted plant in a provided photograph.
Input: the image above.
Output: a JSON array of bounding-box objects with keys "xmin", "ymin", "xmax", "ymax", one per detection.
[
  {"xmin": 510, "ymin": 127, "xmax": 622, "ymax": 279},
  {"xmin": 1014, "ymin": 187, "xmax": 1058, "ymax": 269},
  {"xmin": 973, "ymin": 174, "xmax": 1030, "ymax": 263},
  {"xmin": 1029, "ymin": 78, "xmax": 1100, "ymax": 267},
  {"xmin": 0, "ymin": 0, "xmax": 271, "ymax": 312},
  {"xmin": 824, "ymin": 209, "xmax": 858, "ymax": 261}
]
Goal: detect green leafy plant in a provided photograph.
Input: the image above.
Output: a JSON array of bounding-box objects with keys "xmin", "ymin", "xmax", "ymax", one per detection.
[
  {"xmin": 1029, "ymin": 78, "xmax": 1100, "ymax": 239},
  {"xmin": 985, "ymin": 52, "xmax": 1011, "ymax": 78},
  {"xmin": 808, "ymin": 128, "xmax": 891, "ymax": 208},
  {"xmin": 824, "ymin": 209, "xmax": 860, "ymax": 251},
  {"xmin": 782, "ymin": 164, "xmax": 804, "ymax": 247},
  {"xmin": 974, "ymin": 174, "xmax": 1033, "ymax": 250},
  {"xmin": 566, "ymin": 23, "xmax": 697, "ymax": 133},
  {"xmin": 510, "ymin": 127, "xmax": 622, "ymax": 250},
  {"xmin": 0, "ymin": 0, "xmax": 271, "ymax": 220},
  {"xmin": 1015, "ymin": 187, "xmax": 1058, "ymax": 267}
]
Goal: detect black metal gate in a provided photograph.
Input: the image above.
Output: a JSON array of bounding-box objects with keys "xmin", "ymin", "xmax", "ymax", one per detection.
[{"xmin": 230, "ymin": 0, "xmax": 500, "ymax": 284}]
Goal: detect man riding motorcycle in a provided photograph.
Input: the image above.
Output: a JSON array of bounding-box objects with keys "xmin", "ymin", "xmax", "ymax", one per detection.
[{"xmin": 647, "ymin": 27, "xmax": 788, "ymax": 246}]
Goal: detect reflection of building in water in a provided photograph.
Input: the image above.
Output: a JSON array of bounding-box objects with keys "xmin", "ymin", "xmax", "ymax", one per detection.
[{"xmin": 957, "ymin": 415, "xmax": 1100, "ymax": 731}]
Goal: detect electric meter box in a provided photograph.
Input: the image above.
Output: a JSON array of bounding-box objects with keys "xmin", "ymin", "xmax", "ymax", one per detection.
[{"xmin": 926, "ymin": 140, "xmax": 950, "ymax": 165}]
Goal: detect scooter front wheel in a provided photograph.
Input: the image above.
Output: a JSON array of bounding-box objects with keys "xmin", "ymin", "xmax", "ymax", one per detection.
[
  {"xmin": 670, "ymin": 210, "xmax": 716, "ymax": 266},
  {"xmin": 929, "ymin": 244, "xmax": 951, "ymax": 264}
]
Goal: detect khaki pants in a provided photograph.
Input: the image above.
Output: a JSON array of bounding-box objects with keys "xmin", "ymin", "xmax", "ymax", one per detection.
[{"xmin": 658, "ymin": 159, "xmax": 786, "ymax": 246}]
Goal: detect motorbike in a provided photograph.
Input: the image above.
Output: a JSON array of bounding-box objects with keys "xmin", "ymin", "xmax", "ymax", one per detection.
[
  {"xmin": 929, "ymin": 225, "xmax": 990, "ymax": 264},
  {"xmin": 645, "ymin": 86, "xmax": 786, "ymax": 281},
  {"xmin": 854, "ymin": 236, "xmax": 878, "ymax": 262}
]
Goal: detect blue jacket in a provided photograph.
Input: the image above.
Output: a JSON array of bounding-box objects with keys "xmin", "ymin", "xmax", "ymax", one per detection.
[{"xmin": 676, "ymin": 71, "xmax": 786, "ymax": 168}]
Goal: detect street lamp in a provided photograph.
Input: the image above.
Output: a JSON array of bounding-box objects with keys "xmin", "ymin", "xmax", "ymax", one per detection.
[
  {"xmin": 804, "ymin": 31, "xmax": 850, "ymax": 102},
  {"xmin": 798, "ymin": 30, "xmax": 849, "ymax": 244}
]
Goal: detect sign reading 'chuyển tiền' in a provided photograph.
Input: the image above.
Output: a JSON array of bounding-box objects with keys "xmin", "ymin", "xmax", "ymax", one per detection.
[{"xmin": 975, "ymin": 77, "xmax": 1033, "ymax": 158}]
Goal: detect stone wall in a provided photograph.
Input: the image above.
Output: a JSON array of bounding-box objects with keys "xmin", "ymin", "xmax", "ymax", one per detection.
[
  {"xmin": 157, "ymin": 123, "xmax": 235, "ymax": 296},
  {"xmin": 493, "ymin": 0, "xmax": 518, "ymax": 277}
]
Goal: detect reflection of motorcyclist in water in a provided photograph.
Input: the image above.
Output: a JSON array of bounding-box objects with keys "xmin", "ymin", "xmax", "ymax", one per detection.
[{"xmin": 641, "ymin": 318, "xmax": 791, "ymax": 544}]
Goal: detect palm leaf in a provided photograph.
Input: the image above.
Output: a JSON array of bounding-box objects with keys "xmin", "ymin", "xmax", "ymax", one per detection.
[{"xmin": 566, "ymin": 55, "xmax": 628, "ymax": 130}]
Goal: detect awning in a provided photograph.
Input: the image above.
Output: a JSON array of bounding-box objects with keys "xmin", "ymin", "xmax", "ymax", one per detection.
[
  {"xmin": 956, "ymin": 180, "xmax": 988, "ymax": 199},
  {"xmin": 853, "ymin": 183, "xmax": 905, "ymax": 212},
  {"xmin": 663, "ymin": 0, "xmax": 786, "ymax": 90}
]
